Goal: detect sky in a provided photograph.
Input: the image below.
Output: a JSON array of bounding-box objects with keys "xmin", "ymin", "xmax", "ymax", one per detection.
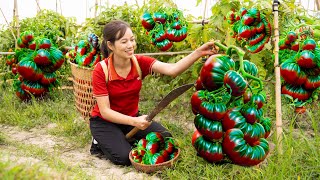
[{"xmin": 0, "ymin": 0, "xmax": 216, "ymax": 26}]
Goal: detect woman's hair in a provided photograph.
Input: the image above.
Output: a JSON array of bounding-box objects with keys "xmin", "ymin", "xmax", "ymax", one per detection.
[{"xmin": 100, "ymin": 20, "xmax": 131, "ymax": 58}]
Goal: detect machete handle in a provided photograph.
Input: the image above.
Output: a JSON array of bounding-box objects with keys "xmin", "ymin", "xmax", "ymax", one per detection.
[{"xmin": 126, "ymin": 127, "xmax": 140, "ymax": 139}]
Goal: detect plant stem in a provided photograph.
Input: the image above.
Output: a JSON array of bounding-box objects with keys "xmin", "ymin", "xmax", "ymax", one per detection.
[{"xmin": 227, "ymin": 45, "xmax": 264, "ymax": 91}]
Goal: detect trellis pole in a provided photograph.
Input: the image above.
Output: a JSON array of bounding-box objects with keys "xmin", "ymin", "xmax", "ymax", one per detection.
[
  {"xmin": 35, "ymin": 0, "xmax": 41, "ymax": 13},
  {"xmin": 203, "ymin": 0, "xmax": 208, "ymax": 21},
  {"xmin": 94, "ymin": 0, "xmax": 98, "ymax": 18},
  {"xmin": 13, "ymin": 0, "xmax": 20, "ymax": 49},
  {"xmin": 272, "ymin": 0, "xmax": 283, "ymax": 155},
  {"xmin": 316, "ymin": 0, "xmax": 320, "ymax": 11}
]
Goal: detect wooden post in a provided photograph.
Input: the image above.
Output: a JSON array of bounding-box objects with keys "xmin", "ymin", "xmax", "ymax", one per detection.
[
  {"xmin": 316, "ymin": 0, "xmax": 320, "ymax": 11},
  {"xmin": 135, "ymin": 0, "xmax": 139, "ymax": 8},
  {"xmin": 273, "ymin": 0, "xmax": 283, "ymax": 155},
  {"xmin": 59, "ymin": 0, "xmax": 62, "ymax": 15},
  {"xmin": 203, "ymin": 0, "xmax": 208, "ymax": 20},
  {"xmin": 94, "ymin": 0, "xmax": 98, "ymax": 18},
  {"xmin": 86, "ymin": 0, "xmax": 88, "ymax": 18},
  {"xmin": 13, "ymin": 0, "xmax": 19, "ymax": 49},
  {"xmin": 35, "ymin": 0, "xmax": 41, "ymax": 13}
]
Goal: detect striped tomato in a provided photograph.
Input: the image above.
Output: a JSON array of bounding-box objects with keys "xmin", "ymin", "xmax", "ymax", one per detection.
[
  {"xmin": 192, "ymin": 131, "xmax": 224, "ymax": 163},
  {"xmin": 199, "ymin": 101, "xmax": 227, "ymax": 121},
  {"xmin": 200, "ymin": 54, "xmax": 235, "ymax": 91},
  {"xmin": 194, "ymin": 114, "xmax": 223, "ymax": 140},
  {"xmin": 222, "ymin": 128, "xmax": 269, "ymax": 166},
  {"xmin": 224, "ymin": 70, "xmax": 248, "ymax": 97}
]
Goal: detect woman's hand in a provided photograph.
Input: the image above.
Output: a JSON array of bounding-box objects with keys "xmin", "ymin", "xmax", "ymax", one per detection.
[
  {"xmin": 132, "ymin": 115, "xmax": 151, "ymax": 130},
  {"xmin": 195, "ymin": 41, "xmax": 219, "ymax": 57}
]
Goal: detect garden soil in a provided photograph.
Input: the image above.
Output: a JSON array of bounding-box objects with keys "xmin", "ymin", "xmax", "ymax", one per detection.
[{"xmin": 0, "ymin": 124, "xmax": 160, "ymax": 180}]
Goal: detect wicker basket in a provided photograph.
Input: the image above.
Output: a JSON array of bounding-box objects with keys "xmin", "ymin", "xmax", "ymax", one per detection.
[
  {"xmin": 69, "ymin": 61, "xmax": 96, "ymax": 120},
  {"xmin": 129, "ymin": 148, "xmax": 180, "ymax": 173}
]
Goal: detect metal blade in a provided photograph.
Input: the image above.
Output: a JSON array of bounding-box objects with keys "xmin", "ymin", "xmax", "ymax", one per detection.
[{"xmin": 145, "ymin": 83, "xmax": 194, "ymax": 122}]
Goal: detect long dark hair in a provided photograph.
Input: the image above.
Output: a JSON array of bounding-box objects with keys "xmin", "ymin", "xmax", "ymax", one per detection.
[{"xmin": 100, "ymin": 20, "xmax": 131, "ymax": 58}]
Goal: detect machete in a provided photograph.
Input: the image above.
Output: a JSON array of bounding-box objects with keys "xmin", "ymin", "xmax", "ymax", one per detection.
[{"xmin": 125, "ymin": 83, "xmax": 194, "ymax": 139}]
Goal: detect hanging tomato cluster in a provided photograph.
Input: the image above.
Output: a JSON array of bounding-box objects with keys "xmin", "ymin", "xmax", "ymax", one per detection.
[
  {"xmin": 191, "ymin": 43, "xmax": 271, "ymax": 166},
  {"xmin": 131, "ymin": 132, "xmax": 179, "ymax": 165},
  {"xmin": 12, "ymin": 31, "xmax": 64, "ymax": 101},
  {"xmin": 279, "ymin": 29, "xmax": 320, "ymax": 110},
  {"xmin": 226, "ymin": 7, "xmax": 271, "ymax": 54},
  {"xmin": 141, "ymin": 8, "xmax": 188, "ymax": 51},
  {"xmin": 66, "ymin": 33, "xmax": 103, "ymax": 67}
]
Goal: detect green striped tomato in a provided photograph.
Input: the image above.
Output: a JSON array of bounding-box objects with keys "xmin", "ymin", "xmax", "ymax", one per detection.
[
  {"xmin": 297, "ymin": 50, "xmax": 317, "ymax": 69},
  {"xmin": 192, "ymin": 130, "xmax": 224, "ymax": 163},
  {"xmin": 222, "ymin": 128, "xmax": 269, "ymax": 166},
  {"xmin": 281, "ymin": 84, "xmax": 311, "ymax": 101},
  {"xmin": 304, "ymin": 75, "xmax": 320, "ymax": 90},
  {"xmin": 199, "ymin": 101, "xmax": 227, "ymax": 121},
  {"xmin": 194, "ymin": 114, "xmax": 224, "ymax": 140},
  {"xmin": 200, "ymin": 54, "xmax": 235, "ymax": 91},
  {"xmin": 280, "ymin": 60, "xmax": 306, "ymax": 86},
  {"xmin": 224, "ymin": 70, "xmax": 248, "ymax": 97}
]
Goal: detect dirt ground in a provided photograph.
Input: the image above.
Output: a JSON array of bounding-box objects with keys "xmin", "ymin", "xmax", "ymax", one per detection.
[{"xmin": 0, "ymin": 124, "xmax": 160, "ymax": 180}]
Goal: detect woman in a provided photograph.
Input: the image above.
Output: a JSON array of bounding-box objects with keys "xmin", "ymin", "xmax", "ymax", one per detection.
[{"xmin": 90, "ymin": 20, "xmax": 217, "ymax": 166}]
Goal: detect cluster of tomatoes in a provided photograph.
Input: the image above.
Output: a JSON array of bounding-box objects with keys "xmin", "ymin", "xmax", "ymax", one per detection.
[
  {"xmin": 190, "ymin": 49, "xmax": 271, "ymax": 166},
  {"xmin": 8, "ymin": 31, "xmax": 64, "ymax": 101},
  {"xmin": 66, "ymin": 33, "xmax": 103, "ymax": 68},
  {"xmin": 131, "ymin": 132, "xmax": 179, "ymax": 165},
  {"xmin": 226, "ymin": 7, "xmax": 271, "ymax": 54},
  {"xmin": 279, "ymin": 28, "xmax": 320, "ymax": 111},
  {"xmin": 141, "ymin": 8, "xmax": 188, "ymax": 51}
]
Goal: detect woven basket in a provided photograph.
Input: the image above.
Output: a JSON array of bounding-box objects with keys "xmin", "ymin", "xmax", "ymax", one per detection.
[
  {"xmin": 69, "ymin": 61, "xmax": 96, "ymax": 120},
  {"xmin": 129, "ymin": 148, "xmax": 180, "ymax": 173}
]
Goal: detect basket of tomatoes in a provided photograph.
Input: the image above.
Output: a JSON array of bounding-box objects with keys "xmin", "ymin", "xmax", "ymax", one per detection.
[{"xmin": 129, "ymin": 132, "xmax": 180, "ymax": 173}]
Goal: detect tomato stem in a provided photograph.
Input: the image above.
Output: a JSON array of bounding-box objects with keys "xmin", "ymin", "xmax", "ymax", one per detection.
[{"xmin": 227, "ymin": 45, "xmax": 264, "ymax": 91}]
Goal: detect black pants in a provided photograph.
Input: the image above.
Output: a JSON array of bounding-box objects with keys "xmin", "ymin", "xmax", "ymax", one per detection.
[{"xmin": 89, "ymin": 116, "xmax": 172, "ymax": 166}]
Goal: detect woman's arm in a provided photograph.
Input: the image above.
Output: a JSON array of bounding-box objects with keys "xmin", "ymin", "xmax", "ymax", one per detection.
[
  {"xmin": 152, "ymin": 41, "xmax": 218, "ymax": 77},
  {"xmin": 96, "ymin": 96, "xmax": 150, "ymax": 130}
]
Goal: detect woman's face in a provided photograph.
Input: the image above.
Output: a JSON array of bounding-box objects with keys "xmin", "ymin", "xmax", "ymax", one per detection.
[{"xmin": 109, "ymin": 27, "xmax": 136, "ymax": 60}]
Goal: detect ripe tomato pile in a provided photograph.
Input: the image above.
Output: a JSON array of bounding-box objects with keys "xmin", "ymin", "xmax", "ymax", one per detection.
[
  {"xmin": 10, "ymin": 31, "xmax": 64, "ymax": 101},
  {"xmin": 226, "ymin": 7, "xmax": 271, "ymax": 54},
  {"xmin": 131, "ymin": 132, "xmax": 179, "ymax": 165},
  {"xmin": 66, "ymin": 33, "xmax": 103, "ymax": 67},
  {"xmin": 279, "ymin": 28, "xmax": 320, "ymax": 109},
  {"xmin": 191, "ymin": 43, "xmax": 271, "ymax": 166},
  {"xmin": 141, "ymin": 8, "xmax": 188, "ymax": 51}
]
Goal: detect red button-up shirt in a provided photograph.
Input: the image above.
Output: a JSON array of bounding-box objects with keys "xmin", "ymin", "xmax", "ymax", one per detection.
[{"xmin": 91, "ymin": 54, "xmax": 156, "ymax": 120}]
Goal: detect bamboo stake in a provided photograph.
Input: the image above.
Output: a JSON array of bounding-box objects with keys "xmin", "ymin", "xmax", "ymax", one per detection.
[
  {"xmin": 203, "ymin": 0, "xmax": 208, "ymax": 20},
  {"xmin": 13, "ymin": 0, "xmax": 20, "ymax": 48},
  {"xmin": 134, "ymin": 0, "xmax": 139, "ymax": 8},
  {"xmin": 0, "ymin": 52, "xmax": 15, "ymax": 55},
  {"xmin": 316, "ymin": 0, "xmax": 320, "ymax": 11},
  {"xmin": 35, "ymin": 0, "xmax": 41, "ymax": 13},
  {"xmin": 59, "ymin": 0, "xmax": 62, "ymax": 15},
  {"xmin": 273, "ymin": 0, "xmax": 283, "ymax": 155},
  {"xmin": 94, "ymin": 0, "xmax": 98, "ymax": 18}
]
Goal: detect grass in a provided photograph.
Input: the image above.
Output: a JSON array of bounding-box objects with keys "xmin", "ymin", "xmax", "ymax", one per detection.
[
  {"xmin": 0, "ymin": 77, "xmax": 319, "ymax": 179},
  {"xmin": 0, "ymin": 138, "xmax": 92, "ymax": 179}
]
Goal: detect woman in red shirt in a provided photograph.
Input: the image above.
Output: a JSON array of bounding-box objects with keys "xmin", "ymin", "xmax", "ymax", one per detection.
[{"xmin": 90, "ymin": 20, "xmax": 217, "ymax": 165}]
